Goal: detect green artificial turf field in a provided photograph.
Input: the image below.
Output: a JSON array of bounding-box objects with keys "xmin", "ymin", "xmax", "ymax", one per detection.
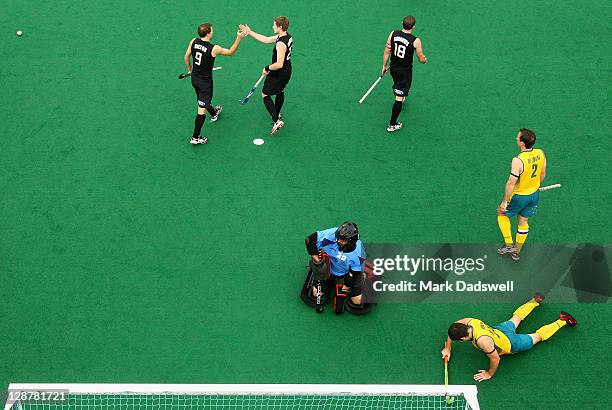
[{"xmin": 1, "ymin": 0, "xmax": 610, "ymax": 408}]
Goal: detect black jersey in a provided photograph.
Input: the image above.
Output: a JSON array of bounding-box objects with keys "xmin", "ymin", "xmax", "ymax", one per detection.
[
  {"xmin": 191, "ymin": 38, "xmax": 215, "ymax": 80},
  {"xmin": 271, "ymin": 34, "xmax": 292, "ymax": 76},
  {"xmin": 389, "ymin": 30, "xmax": 417, "ymax": 70}
]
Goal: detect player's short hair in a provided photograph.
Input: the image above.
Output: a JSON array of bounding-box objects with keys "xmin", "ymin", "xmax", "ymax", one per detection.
[
  {"xmin": 274, "ymin": 16, "xmax": 289, "ymax": 31},
  {"xmin": 519, "ymin": 128, "xmax": 537, "ymax": 149},
  {"xmin": 403, "ymin": 16, "xmax": 416, "ymax": 30},
  {"xmin": 448, "ymin": 323, "xmax": 470, "ymax": 340},
  {"xmin": 198, "ymin": 23, "xmax": 212, "ymax": 37}
]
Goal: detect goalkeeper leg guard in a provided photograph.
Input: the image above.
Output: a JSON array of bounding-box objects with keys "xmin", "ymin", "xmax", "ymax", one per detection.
[{"xmin": 333, "ymin": 284, "xmax": 347, "ymax": 315}]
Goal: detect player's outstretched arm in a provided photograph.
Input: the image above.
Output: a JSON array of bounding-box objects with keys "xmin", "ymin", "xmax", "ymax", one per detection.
[
  {"xmin": 474, "ymin": 338, "xmax": 500, "ymax": 382},
  {"xmin": 415, "ymin": 38, "xmax": 427, "ymax": 64},
  {"xmin": 212, "ymin": 29, "xmax": 248, "ymax": 57},
  {"xmin": 183, "ymin": 38, "xmax": 195, "ymax": 74},
  {"xmin": 441, "ymin": 318, "xmax": 475, "ymax": 360},
  {"xmin": 382, "ymin": 32, "xmax": 393, "ymax": 74},
  {"xmin": 441, "ymin": 337, "xmax": 453, "ymax": 360},
  {"xmin": 240, "ymin": 24, "xmax": 277, "ymax": 44},
  {"xmin": 498, "ymin": 158, "xmax": 522, "ymax": 213}
]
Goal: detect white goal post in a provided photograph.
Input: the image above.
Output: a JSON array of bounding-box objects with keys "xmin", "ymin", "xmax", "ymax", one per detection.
[{"xmin": 5, "ymin": 383, "xmax": 479, "ymax": 410}]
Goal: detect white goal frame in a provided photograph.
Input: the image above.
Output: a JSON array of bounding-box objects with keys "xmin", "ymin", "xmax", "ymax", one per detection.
[{"xmin": 5, "ymin": 383, "xmax": 479, "ymax": 410}]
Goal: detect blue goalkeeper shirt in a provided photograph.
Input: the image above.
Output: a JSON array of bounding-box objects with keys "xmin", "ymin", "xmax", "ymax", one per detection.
[{"xmin": 316, "ymin": 227, "xmax": 366, "ymax": 276}]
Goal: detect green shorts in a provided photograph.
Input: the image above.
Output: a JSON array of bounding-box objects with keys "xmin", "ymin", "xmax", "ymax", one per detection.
[
  {"xmin": 505, "ymin": 191, "xmax": 539, "ymax": 218},
  {"xmin": 493, "ymin": 321, "xmax": 534, "ymax": 353}
]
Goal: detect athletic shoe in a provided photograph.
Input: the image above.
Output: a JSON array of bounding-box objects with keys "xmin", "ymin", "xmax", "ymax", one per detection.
[
  {"xmin": 272, "ymin": 114, "xmax": 283, "ymax": 125},
  {"xmin": 190, "ymin": 136, "xmax": 208, "ymax": 145},
  {"xmin": 210, "ymin": 105, "xmax": 223, "ymax": 122},
  {"xmin": 387, "ymin": 122, "xmax": 403, "ymax": 132},
  {"xmin": 510, "ymin": 251, "xmax": 521, "ymax": 261},
  {"xmin": 533, "ymin": 292, "xmax": 545, "ymax": 304},
  {"xmin": 560, "ymin": 311, "xmax": 577, "ymax": 327},
  {"xmin": 270, "ymin": 119, "xmax": 284, "ymax": 135},
  {"xmin": 497, "ymin": 244, "xmax": 515, "ymax": 255}
]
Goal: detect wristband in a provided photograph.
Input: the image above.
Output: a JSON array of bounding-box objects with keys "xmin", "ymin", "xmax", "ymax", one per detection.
[{"xmin": 265, "ymin": 65, "xmax": 271, "ymax": 72}]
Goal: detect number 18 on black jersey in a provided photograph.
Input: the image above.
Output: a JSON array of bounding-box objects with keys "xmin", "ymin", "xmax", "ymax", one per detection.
[{"xmin": 387, "ymin": 30, "xmax": 416, "ymax": 70}]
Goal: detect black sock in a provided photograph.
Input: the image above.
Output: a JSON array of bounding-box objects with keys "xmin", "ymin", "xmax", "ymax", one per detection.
[
  {"xmin": 263, "ymin": 95, "xmax": 279, "ymax": 122},
  {"xmin": 390, "ymin": 100, "xmax": 403, "ymax": 125},
  {"xmin": 207, "ymin": 104, "xmax": 217, "ymax": 117},
  {"xmin": 193, "ymin": 113, "xmax": 205, "ymax": 138},
  {"xmin": 274, "ymin": 92, "xmax": 285, "ymax": 115}
]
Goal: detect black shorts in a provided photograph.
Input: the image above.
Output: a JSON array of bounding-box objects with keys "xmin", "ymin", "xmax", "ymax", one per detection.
[
  {"xmin": 390, "ymin": 68, "xmax": 413, "ymax": 97},
  {"xmin": 191, "ymin": 78, "xmax": 213, "ymax": 108},
  {"xmin": 262, "ymin": 71, "xmax": 291, "ymax": 96}
]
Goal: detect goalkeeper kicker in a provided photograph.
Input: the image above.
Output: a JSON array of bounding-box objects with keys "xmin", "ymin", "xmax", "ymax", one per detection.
[{"xmin": 301, "ymin": 222, "xmax": 374, "ymax": 315}]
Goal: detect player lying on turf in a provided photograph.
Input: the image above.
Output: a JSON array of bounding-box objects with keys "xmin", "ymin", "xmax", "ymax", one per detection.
[
  {"xmin": 496, "ymin": 128, "xmax": 546, "ymax": 259},
  {"xmin": 382, "ymin": 16, "xmax": 427, "ymax": 132},
  {"xmin": 441, "ymin": 293, "xmax": 576, "ymax": 381},
  {"xmin": 239, "ymin": 17, "xmax": 292, "ymax": 136},
  {"xmin": 183, "ymin": 23, "xmax": 248, "ymax": 145},
  {"xmin": 303, "ymin": 222, "xmax": 372, "ymax": 314}
]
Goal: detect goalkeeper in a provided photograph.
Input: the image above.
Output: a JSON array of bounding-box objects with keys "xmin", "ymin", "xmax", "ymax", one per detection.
[
  {"xmin": 441, "ymin": 293, "xmax": 577, "ymax": 381},
  {"xmin": 303, "ymin": 222, "xmax": 369, "ymax": 313}
]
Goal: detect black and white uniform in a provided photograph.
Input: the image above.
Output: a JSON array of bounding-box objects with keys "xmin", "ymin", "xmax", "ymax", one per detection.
[
  {"xmin": 190, "ymin": 38, "xmax": 215, "ymax": 108},
  {"xmin": 387, "ymin": 30, "xmax": 417, "ymax": 97},
  {"xmin": 262, "ymin": 34, "xmax": 292, "ymax": 95}
]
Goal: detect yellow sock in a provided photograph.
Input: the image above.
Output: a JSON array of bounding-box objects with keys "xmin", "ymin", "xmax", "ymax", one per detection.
[
  {"xmin": 536, "ymin": 319, "xmax": 566, "ymax": 341},
  {"xmin": 497, "ymin": 216, "xmax": 513, "ymax": 245},
  {"xmin": 513, "ymin": 298, "xmax": 540, "ymax": 320},
  {"xmin": 515, "ymin": 224, "xmax": 529, "ymax": 252}
]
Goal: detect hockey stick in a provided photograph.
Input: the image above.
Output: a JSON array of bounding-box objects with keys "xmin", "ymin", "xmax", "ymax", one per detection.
[
  {"xmin": 539, "ymin": 184, "xmax": 561, "ymax": 191},
  {"xmin": 358, "ymin": 70, "xmax": 386, "ymax": 103},
  {"xmin": 178, "ymin": 67, "xmax": 222, "ymax": 80},
  {"xmin": 239, "ymin": 74, "xmax": 265, "ymax": 104},
  {"xmin": 444, "ymin": 357, "xmax": 454, "ymax": 405}
]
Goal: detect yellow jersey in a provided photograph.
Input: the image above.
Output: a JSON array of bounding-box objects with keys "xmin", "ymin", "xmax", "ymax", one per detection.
[
  {"xmin": 513, "ymin": 149, "xmax": 545, "ymax": 195},
  {"xmin": 468, "ymin": 319, "xmax": 512, "ymax": 355}
]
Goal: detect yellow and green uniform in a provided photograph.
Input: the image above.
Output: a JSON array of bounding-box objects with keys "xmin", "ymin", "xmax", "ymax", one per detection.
[
  {"xmin": 468, "ymin": 319, "xmax": 513, "ymax": 355},
  {"xmin": 505, "ymin": 148, "xmax": 545, "ymax": 218},
  {"xmin": 514, "ymin": 149, "xmax": 545, "ymax": 195},
  {"xmin": 498, "ymin": 148, "xmax": 545, "ymax": 247},
  {"xmin": 469, "ymin": 317, "xmax": 539, "ymax": 354}
]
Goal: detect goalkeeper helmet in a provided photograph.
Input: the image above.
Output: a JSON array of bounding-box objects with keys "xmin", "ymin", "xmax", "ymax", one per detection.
[{"xmin": 335, "ymin": 221, "xmax": 359, "ymax": 251}]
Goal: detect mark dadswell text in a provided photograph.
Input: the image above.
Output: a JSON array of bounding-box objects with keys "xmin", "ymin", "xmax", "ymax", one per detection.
[{"xmin": 373, "ymin": 280, "xmax": 514, "ymax": 293}]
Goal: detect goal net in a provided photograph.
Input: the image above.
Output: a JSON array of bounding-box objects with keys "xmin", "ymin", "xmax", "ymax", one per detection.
[{"xmin": 5, "ymin": 384, "xmax": 480, "ymax": 410}]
